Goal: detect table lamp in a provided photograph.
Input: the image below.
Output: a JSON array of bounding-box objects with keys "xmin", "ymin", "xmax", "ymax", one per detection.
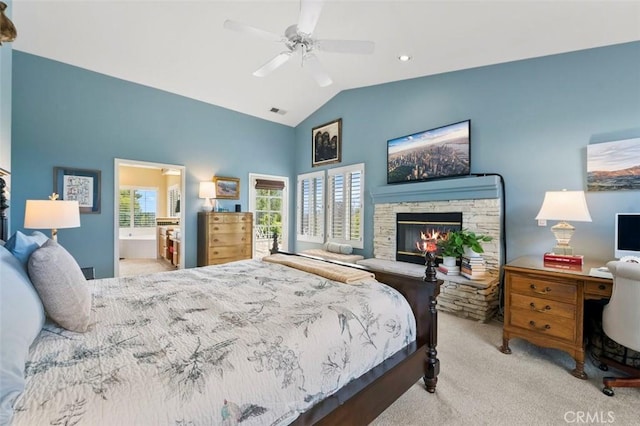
[
  {"xmin": 535, "ymin": 189, "xmax": 592, "ymax": 255},
  {"xmin": 199, "ymin": 181, "xmax": 216, "ymax": 212},
  {"xmin": 24, "ymin": 193, "xmax": 80, "ymax": 241}
]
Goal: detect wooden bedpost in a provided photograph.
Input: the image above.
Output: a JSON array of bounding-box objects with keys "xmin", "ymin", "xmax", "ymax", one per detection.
[
  {"xmin": 423, "ymin": 251, "xmax": 440, "ymax": 393},
  {"xmin": 0, "ymin": 172, "xmax": 8, "ymax": 242}
]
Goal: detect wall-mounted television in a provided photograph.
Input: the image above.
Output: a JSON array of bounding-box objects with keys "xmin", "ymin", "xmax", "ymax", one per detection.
[
  {"xmin": 387, "ymin": 120, "xmax": 471, "ymax": 184},
  {"xmin": 614, "ymin": 213, "xmax": 640, "ymax": 259}
]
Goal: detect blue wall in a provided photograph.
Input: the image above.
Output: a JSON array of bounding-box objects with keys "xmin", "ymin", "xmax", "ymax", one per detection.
[
  {"xmin": 295, "ymin": 41, "xmax": 640, "ymax": 262},
  {"xmin": 12, "ymin": 52, "xmax": 294, "ymax": 278},
  {"xmin": 11, "ymin": 42, "xmax": 640, "ymax": 277}
]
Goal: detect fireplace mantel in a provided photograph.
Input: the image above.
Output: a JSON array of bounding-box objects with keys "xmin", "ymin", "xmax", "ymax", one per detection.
[{"xmin": 370, "ymin": 175, "xmax": 501, "ymax": 204}]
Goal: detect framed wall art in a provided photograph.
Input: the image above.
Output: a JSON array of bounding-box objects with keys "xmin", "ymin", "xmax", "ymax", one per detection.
[
  {"xmin": 587, "ymin": 137, "xmax": 640, "ymax": 191},
  {"xmin": 387, "ymin": 119, "xmax": 471, "ymax": 184},
  {"xmin": 53, "ymin": 167, "xmax": 101, "ymax": 213},
  {"xmin": 312, "ymin": 118, "xmax": 342, "ymax": 167},
  {"xmin": 213, "ymin": 176, "xmax": 240, "ymax": 199}
]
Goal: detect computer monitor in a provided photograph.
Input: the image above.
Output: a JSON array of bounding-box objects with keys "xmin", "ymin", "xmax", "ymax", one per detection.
[{"xmin": 614, "ymin": 213, "xmax": 640, "ymax": 259}]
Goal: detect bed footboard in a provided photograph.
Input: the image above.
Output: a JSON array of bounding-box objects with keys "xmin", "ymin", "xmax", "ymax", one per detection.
[{"xmin": 280, "ymin": 247, "xmax": 441, "ymax": 425}]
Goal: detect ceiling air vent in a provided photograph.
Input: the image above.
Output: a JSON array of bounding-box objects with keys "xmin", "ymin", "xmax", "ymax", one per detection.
[{"xmin": 270, "ymin": 107, "xmax": 287, "ymax": 115}]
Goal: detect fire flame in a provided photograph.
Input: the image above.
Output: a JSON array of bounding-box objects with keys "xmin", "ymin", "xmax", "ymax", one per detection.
[{"xmin": 416, "ymin": 230, "xmax": 441, "ymax": 253}]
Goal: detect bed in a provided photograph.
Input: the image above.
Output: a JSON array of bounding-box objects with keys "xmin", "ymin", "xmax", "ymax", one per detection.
[{"xmin": 0, "ymin": 178, "xmax": 441, "ymax": 425}]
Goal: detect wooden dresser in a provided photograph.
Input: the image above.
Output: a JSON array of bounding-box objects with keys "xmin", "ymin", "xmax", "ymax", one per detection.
[
  {"xmin": 500, "ymin": 256, "xmax": 612, "ymax": 379},
  {"xmin": 197, "ymin": 212, "xmax": 253, "ymax": 266}
]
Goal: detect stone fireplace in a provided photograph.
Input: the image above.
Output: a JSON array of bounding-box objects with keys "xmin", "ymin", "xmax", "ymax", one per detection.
[
  {"xmin": 365, "ymin": 175, "xmax": 503, "ymax": 321},
  {"xmin": 396, "ymin": 212, "xmax": 462, "ymax": 265}
]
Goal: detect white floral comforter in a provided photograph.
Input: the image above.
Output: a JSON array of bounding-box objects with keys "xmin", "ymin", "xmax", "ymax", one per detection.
[{"xmin": 12, "ymin": 259, "xmax": 416, "ymax": 425}]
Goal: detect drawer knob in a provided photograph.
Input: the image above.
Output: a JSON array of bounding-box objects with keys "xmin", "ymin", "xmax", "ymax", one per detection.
[
  {"xmin": 599, "ymin": 284, "xmax": 606, "ymax": 290},
  {"xmin": 530, "ymin": 284, "xmax": 552, "ymax": 294},
  {"xmin": 529, "ymin": 302, "xmax": 551, "ymax": 313},
  {"xmin": 528, "ymin": 320, "xmax": 551, "ymax": 331}
]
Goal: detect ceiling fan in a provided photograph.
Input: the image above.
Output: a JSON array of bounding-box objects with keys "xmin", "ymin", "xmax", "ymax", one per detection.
[{"xmin": 223, "ymin": 0, "xmax": 374, "ymax": 87}]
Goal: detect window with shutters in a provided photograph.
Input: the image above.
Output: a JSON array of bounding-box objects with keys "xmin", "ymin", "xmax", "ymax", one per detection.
[
  {"xmin": 119, "ymin": 187, "xmax": 157, "ymax": 229},
  {"xmin": 327, "ymin": 163, "xmax": 364, "ymax": 248},
  {"xmin": 296, "ymin": 171, "xmax": 325, "ymax": 243}
]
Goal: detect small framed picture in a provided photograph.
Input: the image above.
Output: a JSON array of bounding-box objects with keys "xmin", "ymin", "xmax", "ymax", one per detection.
[
  {"xmin": 213, "ymin": 176, "xmax": 240, "ymax": 200},
  {"xmin": 53, "ymin": 167, "xmax": 101, "ymax": 213},
  {"xmin": 312, "ymin": 118, "xmax": 342, "ymax": 167}
]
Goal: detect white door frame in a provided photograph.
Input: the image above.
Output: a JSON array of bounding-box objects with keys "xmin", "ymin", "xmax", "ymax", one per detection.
[
  {"xmin": 114, "ymin": 158, "xmax": 186, "ymax": 276},
  {"xmin": 248, "ymin": 173, "xmax": 289, "ymax": 256}
]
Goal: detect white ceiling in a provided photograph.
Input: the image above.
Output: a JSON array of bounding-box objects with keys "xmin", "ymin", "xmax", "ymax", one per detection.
[{"xmin": 11, "ymin": 1, "xmax": 640, "ymax": 127}]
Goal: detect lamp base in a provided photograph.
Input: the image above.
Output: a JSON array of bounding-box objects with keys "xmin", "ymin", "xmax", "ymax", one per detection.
[
  {"xmin": 201, "ymin": 199, "xmax": 214, "ymax": 212},
  {"xmin": 552, "ymin": 245, "xmax": 573, "ymax": 255}
]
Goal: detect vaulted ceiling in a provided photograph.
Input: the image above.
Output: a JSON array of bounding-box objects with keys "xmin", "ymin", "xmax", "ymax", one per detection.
[{"xmin": 11, "ymin": 1, "xmax": 640, "ymax": 127}]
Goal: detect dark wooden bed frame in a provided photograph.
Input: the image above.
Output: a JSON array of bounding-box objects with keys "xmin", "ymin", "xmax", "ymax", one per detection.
[
  {"xmin": 0, "ymin": 183, "xmax": 441, "ymax": 425},
  {"xmin": 277, "ymin": 235, "xmax": 442, "ymax": 425}
]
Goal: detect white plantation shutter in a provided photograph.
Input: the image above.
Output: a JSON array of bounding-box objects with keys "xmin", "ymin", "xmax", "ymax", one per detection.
[
  {"xmin": 327, "ymin": 163, "xmax": 364, "ymax": 248},
  {"xmin": 297, "ymin": 171, "xmax": 324, "ymax": 243}
]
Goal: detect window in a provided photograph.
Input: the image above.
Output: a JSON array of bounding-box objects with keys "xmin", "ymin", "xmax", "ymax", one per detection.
[
  {"xmin": 297, "ymin": 171, "xmax": 324, "ymax": 243},
  {"xmin": 296, "ymin": 163, "xmax": 364, "ymax": 248},
  {"xmin": 327, "ymin": 163, "xmax": 364, "ymax": 248},
  {"xmin": 119, "ymin": 188, "xmax": 158, "ymax": 228}
]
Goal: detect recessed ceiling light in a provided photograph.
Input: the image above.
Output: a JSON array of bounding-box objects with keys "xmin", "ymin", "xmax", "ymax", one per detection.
[{"xmin": 398, "ymin": 55, "xmax": 412, "ymax": 62}]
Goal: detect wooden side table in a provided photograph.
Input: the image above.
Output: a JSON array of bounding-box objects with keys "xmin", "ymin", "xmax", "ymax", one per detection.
[{"xmin": 499, "ymin": 256, "xmax": 612, "ymax": 379}]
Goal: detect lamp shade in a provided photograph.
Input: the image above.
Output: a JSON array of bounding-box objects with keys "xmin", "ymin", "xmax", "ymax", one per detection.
[
  {"xmin": 199, "ymin": 182, "xmax": 216, "ymax": 199},
  {"xmin": 24, "ymin": 200, "xmax": 81, "ymax": 229},
  {"xmin": 535, "ymin": 190, "xmax": 592, "ymax": 222}
]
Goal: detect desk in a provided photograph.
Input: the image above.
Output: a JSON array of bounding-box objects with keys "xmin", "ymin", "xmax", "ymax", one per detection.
[{"xmin": 499, "ymin": 255, "xmax": 612, "ymax": 379}]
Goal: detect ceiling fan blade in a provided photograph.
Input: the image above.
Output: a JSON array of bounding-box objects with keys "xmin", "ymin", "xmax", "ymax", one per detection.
[
  {"xmin": 253, "ymin": 52, "xmax": 293, "ymax": 77},
  {"xmin": 316, "ymin": 39, "xmax": 375, "ymax": 54},
  {"xmin": 297, "ymin": 0, "xmax": 324, "ymax": 35},
  {"xmin": 223, "ymin": 19, "xmax": 283, "ymax": 42},
  {"xmin": 304, "ymin": 53, "xmax": 332, "ymax": 87}
]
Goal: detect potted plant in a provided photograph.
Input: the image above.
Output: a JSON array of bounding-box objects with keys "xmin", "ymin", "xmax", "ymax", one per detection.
[
  {"xmin": 459, "ymin": 229, "xmax": 493, "ymax": 257},
  {"xmin": 437, "ymin": 230, "xmax": 465, "ymax": 266}
]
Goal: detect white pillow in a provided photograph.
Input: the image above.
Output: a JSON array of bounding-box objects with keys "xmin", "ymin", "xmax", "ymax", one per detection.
[
  {"xmin": 0, "ymin": 246, "xmax": 45, "ymax": 424},
  {"xmin": 325, "ymin": 242, "xmax": 353, "ymax": 255},
  {"xmin": 28, "ymin": 239, "xmax": 91, "ymax": 333}
]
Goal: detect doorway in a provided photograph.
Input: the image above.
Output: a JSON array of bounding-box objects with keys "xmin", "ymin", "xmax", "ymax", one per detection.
[
  {"xmin": 248, "ymin": 173, "xmax": 288, "ymax": 257},
  {"xmin": 114, "ymin": 159, "xmax": 186, "ymax": 277}
]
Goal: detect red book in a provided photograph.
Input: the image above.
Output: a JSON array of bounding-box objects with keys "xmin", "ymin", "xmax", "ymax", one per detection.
[
  {"xmin": 543, "ymin": 261, "xmax": 583, "ymax": 272},
  {"xmin": 543, "ymin": 253, "xmax": 584, "ymax": 265}
]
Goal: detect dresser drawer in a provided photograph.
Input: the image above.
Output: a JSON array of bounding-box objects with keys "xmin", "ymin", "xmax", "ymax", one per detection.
[
  {"xmin": 208, "ymin": 232, "xmax": 251, "ymax": 246},
  {"xmin": 208, "ymin": 222, "xmax": 251, "ymax": 234},
  {"xmin": 208, "ymin": 245, "xmax": 252, "ymax": 260},
  {"xmin": 510, "ymin": 274, "xmax": 577, "ymax": 303},
  {"xmin": 208, "ymin": 214, "xmax": 251, "ymax": 224},
  {"xmin": 584, "ymin": 281, "xmax": 612, "ymax": 299},
  {"xmin": 510, "ymin": 293, "xmax": 575, "ymax": 320},
  {"xmin": 510, "ymin": 308, "xmax": 576, "ymax": 341}
]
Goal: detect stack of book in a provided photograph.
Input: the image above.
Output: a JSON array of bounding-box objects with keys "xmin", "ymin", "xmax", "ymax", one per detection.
[
  {"xmin": 437, "ymin": 264, "xmax": 460, "ymax": 276},
  {"xmin": 542, "ymin": 252, "xmax": 584, "ymax": 265},
  {"xmin": 460, "ymin": 255, "xmax": 487, "ymax": 279}
]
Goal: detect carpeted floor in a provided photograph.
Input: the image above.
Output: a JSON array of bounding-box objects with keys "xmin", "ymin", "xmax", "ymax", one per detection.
[{"xmin": 372, "ymin": 312, "xmax": 639, "ymax": 425}]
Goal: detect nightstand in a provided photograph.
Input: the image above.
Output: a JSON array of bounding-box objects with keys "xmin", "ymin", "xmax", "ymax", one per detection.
[{"xmin": 499, "ymin": 256, "xmax": 612, "ymax": 379}]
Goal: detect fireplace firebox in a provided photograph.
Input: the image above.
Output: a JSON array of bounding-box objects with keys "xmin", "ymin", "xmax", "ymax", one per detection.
[{"xmin": 396, "ymin": 212, "xmax": 463, "ymax": 265}]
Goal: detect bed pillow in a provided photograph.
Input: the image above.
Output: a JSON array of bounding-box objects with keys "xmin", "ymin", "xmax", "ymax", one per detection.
[
  {"xmin": 28, "ymin": 239, "xmax": 91, "ymax": 333},
  {"xmin": 325, "ymin": 242, "xmax": 353, "ymax": 255},
  {"xmin": 0, "ymin": 245, "xmax": 45, "ymax": 425},
  {"xmin": 4, "ymin": 230, "xmax": 49, "ymax": 267}
]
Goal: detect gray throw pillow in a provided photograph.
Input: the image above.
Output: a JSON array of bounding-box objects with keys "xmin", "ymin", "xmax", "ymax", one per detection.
[{"xmin": 27, "ymin": 239, "xmax": 91, "ymax": 332}]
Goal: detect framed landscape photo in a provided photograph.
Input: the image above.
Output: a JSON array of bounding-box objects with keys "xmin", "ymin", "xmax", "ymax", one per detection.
[
  {"xmin": 53, "ymin": 167, "xmax": 101, "ymax": 213},
  {"xmin": 387, "ymin": 119, "xmax": 471, "ymax": 184},
  {"xmin": 213, "ymin": 176, "xmax": 240, "ymax": 199},
  {"xmin": 312, "ymin": 118, "xmax": 342, "ymax": 167},
  {"xmin": 587, "ymin": 137, "xmax": 640, "ymax": 191}
]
